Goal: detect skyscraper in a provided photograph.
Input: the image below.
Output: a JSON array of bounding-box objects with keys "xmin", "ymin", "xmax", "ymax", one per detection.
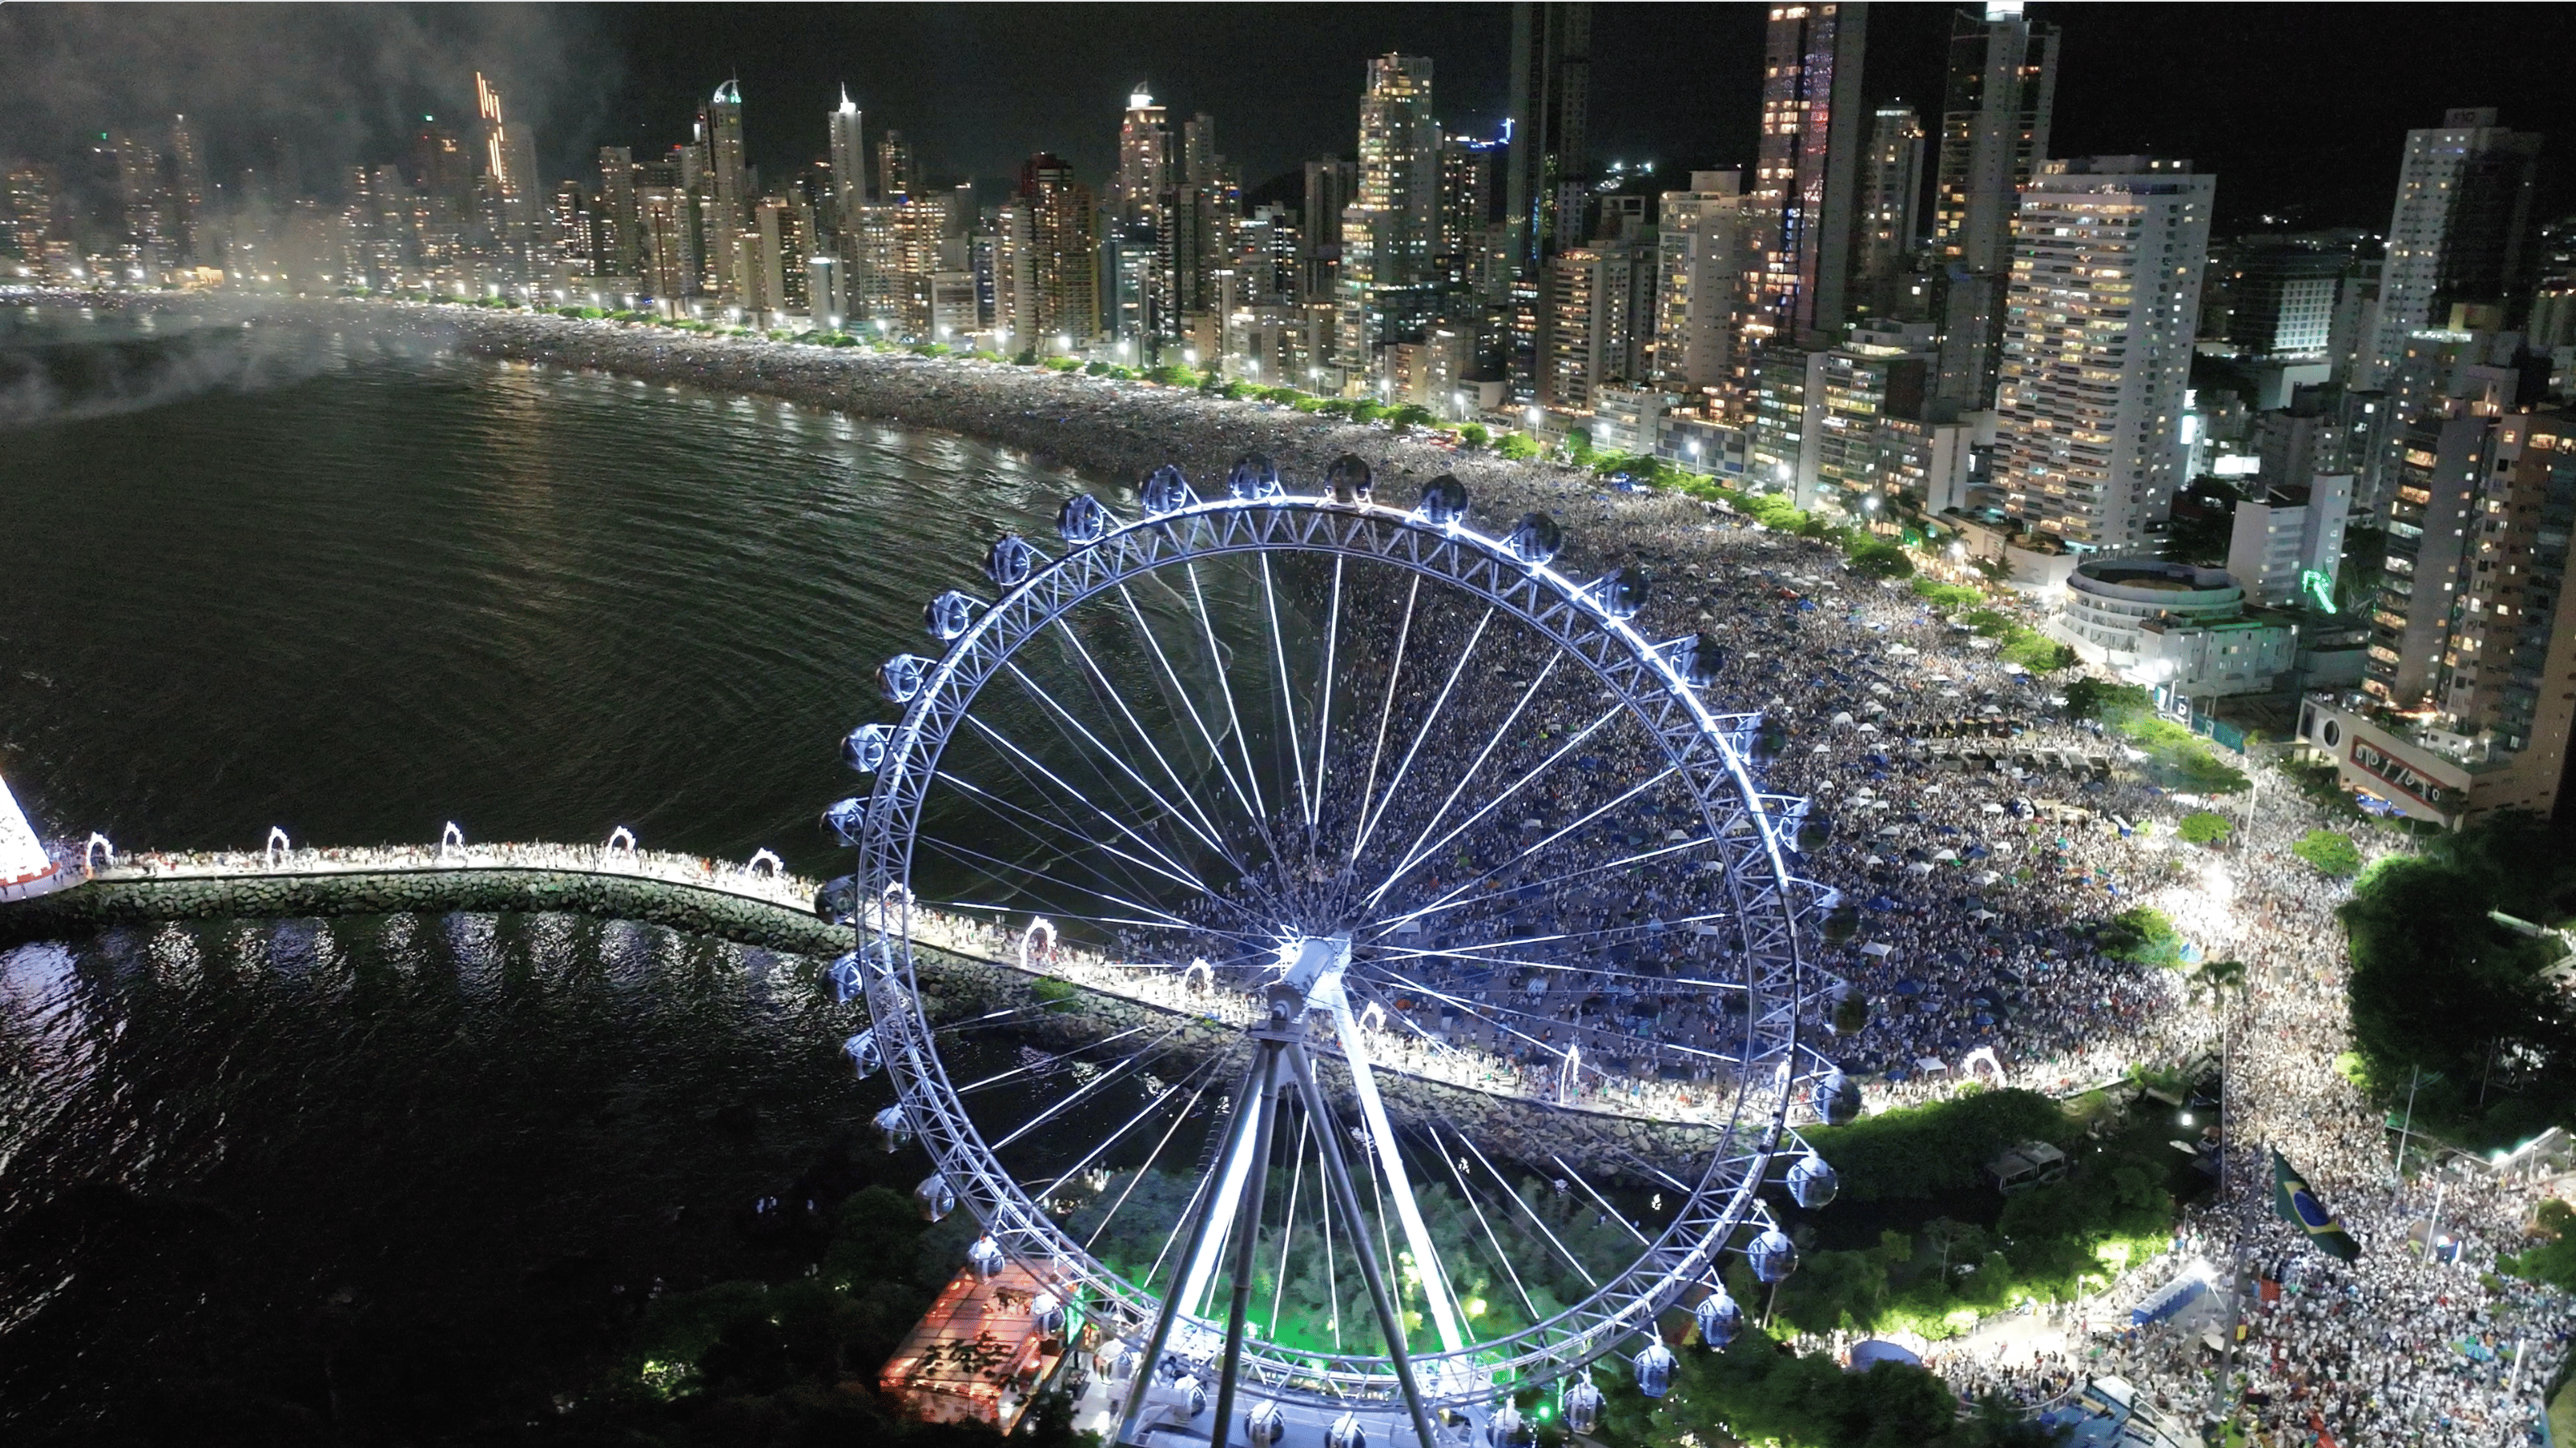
[
  {"xmin": 705, "ymin": 79, "xmax": 747, "ymax": 291},
  {"xmin": 1855, "ymin": 103, "xmax": 1924, "ymax": 286},
  {"xmin": 169, "ymin": 114, "xmax": 208, "ymax": 263},
  {"xmin": 1337, "ymin": 54, "xmax": 1442, "ymax": 378},
  {"xmin": 877, "ymin": 131, "xmax": 918, "ymax": 203},
  {"xmin": 1930, "ymin": 0, "xmax": 2060, "ymax": 409},
  {"xmin": 599, "ymin": 147, "xmax": 640, "ymax": 278},
  {"xmin": 2361, "ymin": 108, "xmax": 2544, "ymax": 387},
  {"xmin": 1504, "ymin": 1, "xmax": 1592, "ymax": 278},
  {"xmin": 1652, "ymin": 171, "xmax": 1754, "ymax": 394},
  {"xmin": 829, "ymin": 86, "xmax": 868, "ymax": 234},
  {"xmin": 1301, "ymin": 158, "xmax": 1356, "ymax": 303},
  {"xmin": 473, "ymin": 71, "xmax": 541, "ymax": 227},
  {"xmin": 1991, "ymin": 157, "xmax": 2214, "ymax": 553},
  {"xmin": 1021, "ymin": 152, "xmax": 1097, "ymax": 349},
  {"xmin": 1746, "ymin": 2, "xmax": 1868, "ymax": 348}
]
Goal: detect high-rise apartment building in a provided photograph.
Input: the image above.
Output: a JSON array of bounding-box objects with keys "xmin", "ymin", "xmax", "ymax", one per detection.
[
  {"xmin": 1746, "ymin": 2, "xmax": 1868, "ymax": 348},
  {"xmin": 169, "ymin": 114, "xmax": 208, "ymax": 263},
  {"xmin": 877, "ymin": 131, "xmax": 918, "ymax": 203},
  {"xmin": 1651, "ymin": 171, "xmax": 1753, "ymax": 394},
  {"xmin": 704, "ymin": 80, "xmax": 747, "ymax": 292},
  {"xmin": 1538, "ymin": 237, "xmax": 1654, "ymax": 411},
  {"xmin": 2317, "ymin": 408, "xmax": 2576, "ymax": 825},
  {"xmin": 1931, "ymin": 0, "xmax": 2059, "ymax": 409},
  {"xmin": 9, "ymin": 165, "xmax": 58, "ymax": 277},
  {"xmin": 637, "ymin": 186, "xmax": 697, "ymax": 303},
  {"xmin": 1504, "ymin": 1, "xmax": 1592, "ymax": 278},
  {"xmin": 1021, "ymin": 153, "xmax": 1097, "ymax": 349},
  {"xmin": 1337, "ymin": 54, "xmax": 1443, "ymax": 379},
  {"xmin": 1302, "ymin": 159, "xmax": 1356, "ymax": 304},
  {"xmin": 597, "ymin": 148, "xmax": 640, "ymax": 278},
  {"xmin": 1991, "ymin": 156, "xmax": 2214, "ymax": 553},
  {"xmin": 474, "ymin": 71, "xmax": 541, "ymax": 237},
  {"xmin": 2361, "ymin": 109, "xmax": 2544, "ymax": 388},
  {"xmin": 829, "ymin": 87, "xmax": 868, "ymax": 234},
  {"xmin": 1855, "ymin": 102, "xmax": 1924, "ymax": 287},
  {"xmin": 2224, "ymin": 241, "xmax": 2349, "ymax": 358}
]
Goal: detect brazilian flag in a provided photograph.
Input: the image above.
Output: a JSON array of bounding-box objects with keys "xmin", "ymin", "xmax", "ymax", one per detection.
[{"xmin": 2272, "ymin": 1150, "xmax": 2360, "ymax": 1262}]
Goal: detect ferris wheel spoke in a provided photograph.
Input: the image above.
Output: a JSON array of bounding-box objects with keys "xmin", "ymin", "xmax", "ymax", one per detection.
[
  {"xmin": 1348, "ymin": 572, "xmax": 1420, "ymax": 863},
  {"xmin": 1370, "ymin": 908, "xmax": 1741, "ymax": 965},
  {"xmin": 1182, "ymin": 562, "xmax": 1280, "ymax": 853},
  {"xmin": 1448, "ymin": 1125, "xmax": 1600, "ymax": 1289},
  {"xmin": 954, "ymin": 1022, "xmax": 1157, "ymax": 1095},
  {"xmin": 996, "ymin": 658, "xmax": 1235, "ymax": 871},
  {"xmin": 1309, "ymin": 555, "xmax": 1346, "ymax": 834},
  {"xmin": 1081, "ymin": 1053, "xmax": 1235, "ymax": 1261},
  {"xmin": 1363, "ymin": 763, "xmax": 1688, "ymax": 945},
  {"xmin": 1115, "ymin": 581, "xmax": 1279, "ymax": 884},
  {"xmin": 1029, "ymin": 1049, "xmax": 1234, "ymax": 1200},
  {"xmin": 1423, "ymin": 1124, "xmax": 1541, "ymax": 1324},
  {"xmin": 1550, "ymin": 1155, "xmax": 1651, "ymax": 1247},
  {"xmin": 1256, "ymin": 554, "xmax": 1316, "ymax": 833},
  {"xmin": 926, "ymin": 779, "xmax": 1206, "ymax": 922},
  {"xmin": 1359, "ymin": 653, "xmax": 1564, "ymax": 910},
  {"xmin": 1042, "ymin": 612, "xmax": 1252, "ymax": 877},
  {"xmin": 955, "ymin": 721, "xmax": 1233, "ymax": 902},
  {"xmin": 1369, "ymin": 833, "xmax": 1720, "ymax": 937},
  {"xmin": 921, "ymin": 835, "xmax": 1203, "ymax": 932},
  {"xmin": 1359, "ymin": 689, "xmax": 1619, "ymax": 912},
  {"xmin": 986, "ymin": 1022, "xmax": 1196, "ymax": 1150},
  {"xmin": 1349, "ymin": 606, "xmax": 1494, "ymax": 866}
]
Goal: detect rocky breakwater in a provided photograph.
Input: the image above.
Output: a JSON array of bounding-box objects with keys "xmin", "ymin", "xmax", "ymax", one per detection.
[
  {"xmin": 0, "ymin": 866, "xmax": 849, "ymax": 956},
  {"xmin": 911, "ymin": 956, "xmax": 1730, "ymax": 1184},
  {"xmin": 3, "ymin": 866, "xmax": 1742, "ymax": 1181}
]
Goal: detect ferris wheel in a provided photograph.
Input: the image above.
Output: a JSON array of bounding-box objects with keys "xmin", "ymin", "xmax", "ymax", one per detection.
[{"xmin": 828, "ymin": 456, "xmax": 1848, "ymax": 1448}]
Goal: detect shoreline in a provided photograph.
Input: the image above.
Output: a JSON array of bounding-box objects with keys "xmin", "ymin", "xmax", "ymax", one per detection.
[{"xmin": 13, "ymin": 289, "xmax": 1654, "ymax": 569}]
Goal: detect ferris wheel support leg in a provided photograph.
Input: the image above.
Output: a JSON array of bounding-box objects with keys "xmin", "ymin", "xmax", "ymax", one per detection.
[
  {"xmin": 1116, "ymin": 1045, "xmax": 1269, "ymax": 1448},
  {"xmin": 1286, "ymin": 1044, "xmax": 1442, "ymax": 1448},
  {"xmin": 1209, "ymin": 1039, "xmax": 1286, "ymax": 1448}
]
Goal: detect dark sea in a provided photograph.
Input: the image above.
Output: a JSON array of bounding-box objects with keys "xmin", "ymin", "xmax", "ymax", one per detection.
[{"xmin": 0, "ymin": 302, "xmax": 1114, "ymax": 1439}]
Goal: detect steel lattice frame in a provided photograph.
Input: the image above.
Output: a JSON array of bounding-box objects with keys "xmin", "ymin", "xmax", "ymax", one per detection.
[{"xmin": 854, "ymin": 493, "xmax": 1838, "ymax": 1411}]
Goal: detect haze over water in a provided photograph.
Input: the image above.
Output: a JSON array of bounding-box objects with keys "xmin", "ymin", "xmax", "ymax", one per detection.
[{"xmin": 0, "ymin": 304, "xmax": 1107, "ymax": 876}]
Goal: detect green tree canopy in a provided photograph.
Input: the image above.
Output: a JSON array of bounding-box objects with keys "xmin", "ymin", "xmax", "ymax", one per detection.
[
  {"xmin": 2177, "ymin": 812, "xmax": 2234, "ymax": 846},
  {"xmin": 2292, "ymin": 829, "xmax": 2363, "ymax": 878}
]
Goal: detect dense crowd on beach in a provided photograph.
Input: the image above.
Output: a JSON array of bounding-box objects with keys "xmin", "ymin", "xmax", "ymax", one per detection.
[{"xmin": 28, "ymin": 293, "xmax": 2574, "ymax": 1442}]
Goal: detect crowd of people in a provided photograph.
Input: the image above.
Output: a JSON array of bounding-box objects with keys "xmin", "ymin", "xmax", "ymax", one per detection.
[{"xmin": 53, "ymin": 293, "xmax": 2573, "ymax": 1442}]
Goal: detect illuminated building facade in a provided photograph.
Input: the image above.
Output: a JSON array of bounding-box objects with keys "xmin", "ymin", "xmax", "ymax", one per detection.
[{"xmin": 1992, "ymin": 156, "xmax": 2214, "ymax": 553}]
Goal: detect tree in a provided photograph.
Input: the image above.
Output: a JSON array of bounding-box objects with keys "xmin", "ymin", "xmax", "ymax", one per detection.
[
  {"xmin": 1497, "ymin": 432, "xmax": 1542, "ymax": 461},
  {"xmin": 1848, "ymin": 540, "xmax": 1916, "ymax": 580},
  {"xmin": 2062, "ymin": 678, "xmax": 2152, "ymax": 722},
  {"xmin": 2177, "ymin": 811, "xmax": 2234, "ymax": 846},
  {"xmin": 2185, "ymin": 957, "xmax": 2249, "ymax": 1017},
  {"xmin": 2292, "ymin": 829, "xmax": 2363, "ymax": 878},
  {"xmin": 1457, "ymin": 422, "xmax": 1491, "ymax": 448},
  {"xmin": 2097, "ymin": 906, "xmax": 2183, "ymax": 968}
]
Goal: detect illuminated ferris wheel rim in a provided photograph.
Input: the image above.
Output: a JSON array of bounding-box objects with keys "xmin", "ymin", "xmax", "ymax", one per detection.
[{"xmin": 847, "ymin": 478, "xmax": 1842, "ymax": 1413}]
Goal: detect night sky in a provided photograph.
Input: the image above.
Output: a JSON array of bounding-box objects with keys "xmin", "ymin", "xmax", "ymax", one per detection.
[{"xmin": 2, "ymin": 3, "xmax": 2567, "ymax": 233}]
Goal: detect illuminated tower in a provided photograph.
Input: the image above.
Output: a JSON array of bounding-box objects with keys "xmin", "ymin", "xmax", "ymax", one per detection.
[
  {"xmin": 706, "ymin": 79, "xmax": 747, "ymax": 289},
  {"xmin": 829, "ymin": 86, "xmax": 868, "ymax": 234},
  {"xmin": 1745, "ymin": 2, "xmax": 1868, "ymax": 349},
  {"xmin": 1337, "ymin": 54, "xmax": 1441, "ymax": 377},
  {"xmin": 2362, "ymin": 108, "xmax": 2544, "ymax": 388},
  {"xmin": 1855, "ymin": 103, "xmax": 1923, "ymax": 285},
  {"xmin": 1992, "ymin": 157, "xmax": 2214, "ymax": 552},
  {"xmin": 1504, "ymin": 1, "xmax": 1592, "ymax": 277},
  {"xmin": 1931, "ymin": 1, "xmax": 2060, "ymax": 409}
]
